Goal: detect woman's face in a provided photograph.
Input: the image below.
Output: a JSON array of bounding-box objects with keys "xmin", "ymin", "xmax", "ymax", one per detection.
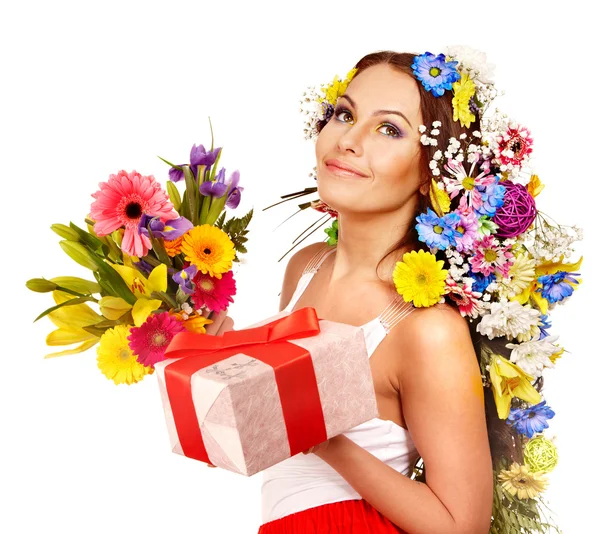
[{"xmin": 315, "ymin": 64, "xmax": 424, "ymax": 216}]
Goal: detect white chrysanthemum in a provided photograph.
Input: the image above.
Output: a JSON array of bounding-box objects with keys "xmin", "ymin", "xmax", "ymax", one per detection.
[
  {"xmin": 506, "ymin": 335, "xmax": 561, "ymax": 378},
  {"xmin": 476, "ymin": 301, "xmax": 540, "ymax": 341},
  {"xmin": 444, "ymin": 45, "xmax": 496, "ymax": 84}
]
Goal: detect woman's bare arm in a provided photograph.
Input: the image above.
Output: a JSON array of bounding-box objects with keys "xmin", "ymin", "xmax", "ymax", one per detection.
[{"xmin": 314, "ymin": 304, "xmax": 493, "ymax": 534}]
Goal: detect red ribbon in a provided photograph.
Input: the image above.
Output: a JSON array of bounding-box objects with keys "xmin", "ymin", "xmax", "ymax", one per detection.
[{"xmin": 163, "ymin": 307, "xmax": 328, "ymax": 464}]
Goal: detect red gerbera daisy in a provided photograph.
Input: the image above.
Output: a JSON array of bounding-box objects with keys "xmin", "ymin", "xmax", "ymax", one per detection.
[
  {"xmin": 191, "ymin": 269, "xmax": 236, "ymax": 313},
  {"xmin": 127, "ymin": 312, "xmax": 186, "ymax": 367},
  {"xmin": 496, "ymin": 124, "xmax": 534, "ymax": 167}
]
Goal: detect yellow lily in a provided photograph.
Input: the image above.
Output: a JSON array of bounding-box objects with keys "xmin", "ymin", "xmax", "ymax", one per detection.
[
  {"xmin": 527, "ymin": 174, "xmax": 545, "ymax": 197},
  {"xmin": 511, "ymin": 255, "xmax": 583, "ymax": 315},
  {"xmin": 109, "ymin": 262, "xmax": 168, "ymax": 326},
  {"xmin": 489, "ymin": 354, "xmax": 542, "ymax": 419},
  {"xmin": 45, "ymin": 290, "xmax": 103, "ymax": 358},
  {"xmin": 98, "ymin": 295, "xmax": 133, "ymax": 320}
]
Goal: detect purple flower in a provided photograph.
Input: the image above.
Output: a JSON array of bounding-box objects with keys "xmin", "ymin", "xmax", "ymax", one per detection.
[
  {"xmin": 138, "ymin": 215, "xmax": 193, "ymax": 240},
  {"xmin": 507, "ymin": 401, "xmax": 555, "ymax": 438},
  {"xmin": 475, "ymin": 178, "xmax": 506, "ymax": 217},
  {"xmin": 199, "ymin": 167, "xmax": 229, "ymax": 198},
  {"xmin": 225, "ymin": 170, "xmax": 243, "ymax": 209},
  {"xmin": 190, "ymin": 144, "xmax": 221, "ymax": 178},
  {"xmin": 132, "ymin": 258, "xmax": 154, "ymax": 277},
  {"xmin": 168, "ymin": 144, "xmax": 222, "ymax": 182},
  {"xmin": 173, "ymin": 264, "xmax": 198, "ymax": 294}
]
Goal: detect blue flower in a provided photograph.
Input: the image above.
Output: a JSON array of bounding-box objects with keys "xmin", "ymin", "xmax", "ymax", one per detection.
[
  {"xmin": 507, "ymin": 401, "xmax": 555, "ymax": 438},
  {"xmin": 537, "ymin": 271, "xmax": 580, "ymax": 304},
  {"xmin": 416, "ymin": 208, "xmax": 461, "ymax": 250},
  {"xmin": 411, "ymin": 52, "xmax": 460, "ymax": 97},
  {"xmin": 475, "ymin": 178, "xmax": 506, "ymax": 217},
  {"xmin": 538, "ymin": 314, "xmax": 552, "ymax": 339},
  {"xmin": 470, "ymin": 270, "xmax": 496, "ymax": 293}
]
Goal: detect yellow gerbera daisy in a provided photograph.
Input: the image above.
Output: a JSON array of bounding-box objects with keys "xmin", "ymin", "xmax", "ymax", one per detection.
[
  {"xmin": 498, "ymin": 462, "xmax": 549, "ymax": 500},
  {"xmin": 322, "ymin": 68, "xmax": 357, "ymax": 105},
  {"xmin": 392, "ymin": 249, "xmax": 448, "ymax": 308},
  {"xmin": 452, "ymin": 73, "xmax": 477, "ymax": 128},
  {"xmin": 96, "ymin": 325, "xmax": 153, "ymax": 385},
  {"xmin": 180, "ymin": 225, "xmax": 236, "ymax": 279}
]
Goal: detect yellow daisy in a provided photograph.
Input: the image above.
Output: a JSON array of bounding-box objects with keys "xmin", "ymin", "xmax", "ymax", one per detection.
[
  {"xmin": 498, "ymin": 462, "xmax": 549, "ymax": 500},
  {"xmin": 96, "ymin": 325, "xmax": 153, "ymax": 385},
  {"xmin": 322, "ymin": 68, "xmax": 357, "ymax": 105},
  {"xmin": 452, "ymin": 73, "xmax": 477, "ymax": 128},
  {"xmin": 180, "ymin": 225, "xmax": 236, "ymax": 279},
  {"xmin": 392, "ymin": 249, "xmax": 448, "ymax": 308}
]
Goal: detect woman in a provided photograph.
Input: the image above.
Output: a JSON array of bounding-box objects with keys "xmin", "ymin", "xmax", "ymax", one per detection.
[{"xmin": 210, "ymin": 51, "xmax": 494, "ymax": 533}]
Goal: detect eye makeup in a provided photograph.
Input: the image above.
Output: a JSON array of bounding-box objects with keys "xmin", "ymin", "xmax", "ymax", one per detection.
[{"xmin": 333, "ymin": 106, "xmax": 405, "ymax": 139}]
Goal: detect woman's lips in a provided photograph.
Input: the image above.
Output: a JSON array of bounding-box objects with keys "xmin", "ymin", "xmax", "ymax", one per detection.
[{"xmin": 325, "ymin": 163, "xmax": 367, "ymax": 178}]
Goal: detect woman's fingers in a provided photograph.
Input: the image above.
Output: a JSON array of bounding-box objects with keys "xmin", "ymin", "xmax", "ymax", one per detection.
[{"xmin": 203, "ymin": 309, "xmax": 234, "ymax": 336}]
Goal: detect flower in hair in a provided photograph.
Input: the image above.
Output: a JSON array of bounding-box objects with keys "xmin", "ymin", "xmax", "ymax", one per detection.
[{"xmin": 411, "ymin": 52, "xmax": 460, "ymax": 97}]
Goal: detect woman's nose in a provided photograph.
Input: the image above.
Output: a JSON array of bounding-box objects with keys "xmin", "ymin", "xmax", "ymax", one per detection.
[{"xmin": 336, "ymin": 126, "xmax": 364, "ymax": 156}]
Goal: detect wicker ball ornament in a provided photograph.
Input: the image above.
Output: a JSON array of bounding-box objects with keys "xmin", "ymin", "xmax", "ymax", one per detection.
[
  {"xmin": 524, "ymin": 436, "xmax": 559, "ymax": 474},
  {"xmin": 492, "ymin": 181, "xmax": 537, "ymax": 238}
]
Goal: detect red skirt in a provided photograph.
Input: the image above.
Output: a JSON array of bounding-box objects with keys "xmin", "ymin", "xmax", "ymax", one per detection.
[{"xmin": 257, "ymin": 498, "xmax": 408, "ymax": 533}]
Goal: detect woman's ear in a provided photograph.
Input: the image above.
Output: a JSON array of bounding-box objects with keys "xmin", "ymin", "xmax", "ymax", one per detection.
[{"xmin": 419, "ymin": 181, "xmax": 429, "ymax": 196}]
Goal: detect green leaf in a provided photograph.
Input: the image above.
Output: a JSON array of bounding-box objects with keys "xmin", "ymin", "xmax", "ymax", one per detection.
[
  {"xmin": 94, "ymin": 260, "xmax": 137, "ymax": 305},
  {"xmin": 179, "ymin": 190, "xmax": 190, "ymax": 220},
  {"xmin": 69, "ymin": 222, "xmax": 106, "ymax": 254},
  {"xmin": 34, "ymin": 296, "xmax": 97, "ymax": 323},
  {"xmin": 147, "ymin": 230, "xmax": 172, "ymax": 267},
  {"xmin": 166, "ymin": 180, "xmax": 182, "ymax": 212},
  {"xmin": 209, "ymin": 143, "xmax": 223, "ymax": 181},
  {"xmin": 157, "ymin": 155, "xmax": 182, "ymax": 169},
  {"xmin": 183, "ymin": 166, "xmax": 199, "ymax": 226},
  {"xmin": 214, "ymin": 211, "xmax": 226, "ymax": 229}
]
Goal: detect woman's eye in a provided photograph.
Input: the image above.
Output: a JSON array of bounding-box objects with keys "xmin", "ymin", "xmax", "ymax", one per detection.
[
  {"xmin": 334, "ymin": 108, "xmax": 353, "ymax": 123},
  {"xmin": 378, "ymin": 123, "xmax": 401, "ymax": 138}
]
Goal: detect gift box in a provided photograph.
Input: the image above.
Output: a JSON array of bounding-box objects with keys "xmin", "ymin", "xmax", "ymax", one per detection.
[{"xmin": 154, "ymin": 307, "xmax": 379, "ymax": 476}]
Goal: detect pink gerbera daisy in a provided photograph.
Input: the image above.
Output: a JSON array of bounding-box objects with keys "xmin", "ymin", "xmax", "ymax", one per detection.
[
  {"xmin": 90, "ymin": 170, "xmax": 178, "ymax": 257},
  {"xmin": 191, "ymin": 269, "xmax": 236, "ymax": 313},
  {"xmin": 443, "ymin": 158, "xmax": 496, "ymax": 212},
  {"xmin": 496, "ymin": 124, "xmax": 534, "ymax": 167},
  {"xmin": 469, "ymin": 235, "xmax": 514, "ymax": 278},
  {"xmin": 127, "ymin": 312, "xmax": 186, "ymax": 367},
  {"xmin": 445, "ymin": 278, "xmax": 484, "ymax": 318}
]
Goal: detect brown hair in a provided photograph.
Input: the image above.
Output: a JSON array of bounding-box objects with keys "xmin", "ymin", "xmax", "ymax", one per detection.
[{"xmin": 336, "ymin": 51, "xmax": 524, "ymax": 467}]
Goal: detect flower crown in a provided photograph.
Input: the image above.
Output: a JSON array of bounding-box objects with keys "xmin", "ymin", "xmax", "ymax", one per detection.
[{"xmin": 290, "ymin": 46, "xmax": 584, "ymax": 534}]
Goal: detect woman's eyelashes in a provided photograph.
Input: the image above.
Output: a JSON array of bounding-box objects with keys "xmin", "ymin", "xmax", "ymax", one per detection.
[{"xmin": 333, "ymin": 107, "xmax": 404, "ymax": 138}]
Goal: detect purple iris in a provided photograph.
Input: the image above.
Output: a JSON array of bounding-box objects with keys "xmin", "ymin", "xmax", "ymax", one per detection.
[
  {"xmin": 507, "ymin": 401, "xmax": 555, "ymax": 438},
  {"xmin": 168, "ymin": 144, "xmax": 222, "ymax": 182},
  {"xmin": 172, "ymin": 265, "xmax": 198, "ymax": 295},
  {"xmin": 138, "ymin": 214, "xmax": 193, "ymax": 240},
  {"xmin": 416, "ymin": 208, "xmax": 461, "ymax": 250},
  {"xmin": 199, "ymin": 167, "xmax": 228, "ymax": 198},
  {"xmin": 133, "ymin": 258, "xmax": 154, "ymax": 277},
  {"xmin": 199, "ymin": 168, "xmax": 243, "ymax": 208},
  {"xmin": 536, "ymin": 271, "xmax": 580, "ymax": 304},
  {"xmin": 225, "ymin": 169, "xmax": 243, "ymax": 209}
]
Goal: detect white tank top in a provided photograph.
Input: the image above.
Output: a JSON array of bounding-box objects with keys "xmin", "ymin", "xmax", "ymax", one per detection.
[{"xmin": 260, "ymin": 245, "xmax": 420, "ymax": 525}]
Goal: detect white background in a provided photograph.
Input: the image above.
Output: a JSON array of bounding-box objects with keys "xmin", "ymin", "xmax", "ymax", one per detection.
[{"xmin": 2, "ymin": 1, "xmax": 597, "ymax": 532}]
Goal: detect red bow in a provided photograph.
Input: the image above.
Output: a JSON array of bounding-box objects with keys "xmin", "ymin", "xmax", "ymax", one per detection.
[{"xmin": 163, "ymin": 307, "xmax": 328, "ymax": 464}]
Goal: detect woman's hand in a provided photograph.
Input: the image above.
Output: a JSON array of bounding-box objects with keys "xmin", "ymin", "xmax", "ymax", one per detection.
[{"xmin": 201, "ymin": 308, "xmax": 235, "ymax": 336}]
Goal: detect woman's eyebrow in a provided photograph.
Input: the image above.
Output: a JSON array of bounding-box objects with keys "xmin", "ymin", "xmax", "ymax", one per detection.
[{"xmin": 338, "ymin": 94, "xmax": 413, "ymax": 129}]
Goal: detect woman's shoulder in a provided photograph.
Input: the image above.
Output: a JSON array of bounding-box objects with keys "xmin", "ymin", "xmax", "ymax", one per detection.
[
  {"xmin": 278, "ymin": 242, "xmax": 331, "ymax": 312},
  {"xmin": 384, "ymin": 301, "xmax": 474, "ymax": 364}
]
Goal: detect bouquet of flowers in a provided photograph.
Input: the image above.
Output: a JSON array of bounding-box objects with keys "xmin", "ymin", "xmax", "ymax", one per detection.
[
  {"xmin": 27, "ymin": 130, "xmax": 252, "ymax": 385},
  {"xmin": 268, "ymin": 47, "xmax": 583, "ymax": 533}
]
